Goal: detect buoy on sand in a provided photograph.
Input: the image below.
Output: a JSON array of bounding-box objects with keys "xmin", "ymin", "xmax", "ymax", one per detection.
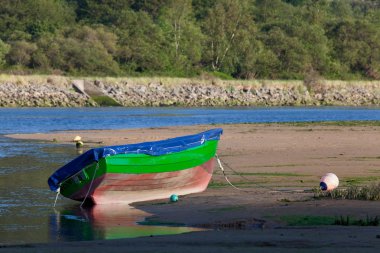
[
  {"xmin": 320, "ymin": 173, "xmax": 339, "ymax": 191},
  {"xmin": 76, "ymin": 141, "xmax": 84, "ymax": 148},
  {"xmin": 170, "ymin": 194, "xmax": 179, "ymax": 202},
  {"xmin": 74, "ymin": 136, "xmax": 83, "ymax": 148}
]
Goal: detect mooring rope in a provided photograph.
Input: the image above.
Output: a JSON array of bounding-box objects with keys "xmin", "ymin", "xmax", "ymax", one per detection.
[
  {"xmin": 80, "ymin": 162, "xmax": 99, "ymax": 208},
  {"xmin": 216, "ymin": 154, "xmax": 248, "ymax": 192},
  {"xmin": 215, "ymin": 154, "xmax": 309, "ymax": 193},
  {"xmin": 53, "ymin": 188, "xmax": 60, "ymax": 208}
]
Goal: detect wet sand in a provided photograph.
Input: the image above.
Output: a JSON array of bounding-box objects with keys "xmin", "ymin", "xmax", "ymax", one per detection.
[{"xmin": 4, "ymin": 124, "xmax": 380, "ymax": 252}]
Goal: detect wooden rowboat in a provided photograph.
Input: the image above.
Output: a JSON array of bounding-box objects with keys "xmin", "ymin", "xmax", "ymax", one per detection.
[{"xmin": 48, "ymin": 128, "xmax": 223, "ymax": 205}]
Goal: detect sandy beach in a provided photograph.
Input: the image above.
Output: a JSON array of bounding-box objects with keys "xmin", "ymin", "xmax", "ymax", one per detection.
[{"xmin": 3, "ymin": 123, "xmax": 380, "ymax": 252}]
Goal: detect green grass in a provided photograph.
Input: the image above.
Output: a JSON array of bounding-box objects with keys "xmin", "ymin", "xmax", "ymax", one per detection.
[
  {"xmin": 209, "ymin": 71, "xmax": 234, "ymax": 80},
  {"xmin": 234, "ymin": 172, "xmax": 308, "ymax": 177},
  {"xmin": 240, "ymin": 163, "xmax": 305, "ymax": 168},
  {"xmin": 352, "ymin": 156, "xmax": 380, "ymax": 161},
  {"xmin": 343, "ymin": 176, "xmax": 380, "ymax": 186},
  {"xmin": 208, "ymin": 181, "xmax": 260, "ymax": 188},
  {"xmin": 276, "ymin": 215, "xmax": 380, "ymax": 226},
  {"xmin": 91, "ymin": 95, "xmax": 121, "ymax": 106}
]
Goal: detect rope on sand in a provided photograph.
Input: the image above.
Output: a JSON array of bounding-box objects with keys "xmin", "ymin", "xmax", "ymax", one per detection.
[
  {"xmin": 215, "ymin": 154, "xmax": 310, "ymax": 193},
  {"xmin": 216, "ymin": 154, "xmax": 247, "ymax": 192}
]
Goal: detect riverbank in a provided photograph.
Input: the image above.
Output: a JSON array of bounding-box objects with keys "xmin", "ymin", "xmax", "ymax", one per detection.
[
  {"xmin": 1, "ymin": 75, "xmax": 380, "ymax": 107},
  {"xmin": 4, "ymin": 123, "xmax": 380, "ymax": 252}
]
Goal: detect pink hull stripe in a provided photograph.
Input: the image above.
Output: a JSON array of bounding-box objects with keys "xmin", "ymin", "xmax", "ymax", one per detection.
[{"xmin": 70, "ymin": 158, "xmax": 215, "ymax": 204}]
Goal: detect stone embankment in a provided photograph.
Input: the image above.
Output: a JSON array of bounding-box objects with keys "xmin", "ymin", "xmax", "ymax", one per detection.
[
  {"xmin": 0, "ymin": 81, "xmax": 94, "ymax": 107},
  {"xmin": 0, "ymin": 76, "xmax": 379, "ymax": 107}
]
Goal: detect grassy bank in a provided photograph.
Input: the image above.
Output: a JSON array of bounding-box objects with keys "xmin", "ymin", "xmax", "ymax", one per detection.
[{"xmin": 1, "ymin": 74, "xmax": 380, "ymax": 89}]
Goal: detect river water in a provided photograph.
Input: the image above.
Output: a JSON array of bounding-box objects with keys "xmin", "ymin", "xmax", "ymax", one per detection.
[
  {"xmin": 1, "ymin": 107, "xmax": 380, "ymax": 135},
  {"xmin": 0, "ymin": 107, "xmax": 379, "ymax": 244}
]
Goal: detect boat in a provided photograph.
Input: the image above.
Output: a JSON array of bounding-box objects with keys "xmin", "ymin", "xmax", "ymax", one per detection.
[{"xmin": 48, "ymin": 128, "xmax": 223, "ymax": 205}]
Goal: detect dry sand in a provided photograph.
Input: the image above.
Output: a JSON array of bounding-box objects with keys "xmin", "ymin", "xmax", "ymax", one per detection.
[{"xmin": 3, "ymin": 124, "xmax": 380, "ymax": 252}]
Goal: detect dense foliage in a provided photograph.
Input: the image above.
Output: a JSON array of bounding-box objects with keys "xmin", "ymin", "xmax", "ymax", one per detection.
[{"xmin": 0, "ymin": 0, "xmax": 379, "ymax": 79}]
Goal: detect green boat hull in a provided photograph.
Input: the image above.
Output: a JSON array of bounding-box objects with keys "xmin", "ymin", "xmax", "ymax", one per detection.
[{"xmin": 60, "ymin": 140, "xmax": 219, "ymax": 204}]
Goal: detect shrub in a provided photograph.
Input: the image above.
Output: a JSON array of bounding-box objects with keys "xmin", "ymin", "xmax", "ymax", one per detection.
[
  {"xmin": 0, "ymin": 39, "xmax": 10, "ymax": 67},
  {"xmin": 6, "ymin": 41, "xmax": 37, "ymax": 67}
]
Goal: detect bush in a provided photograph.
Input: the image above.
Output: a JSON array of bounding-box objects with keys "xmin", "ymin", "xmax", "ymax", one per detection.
[
  {"xmin": 0, "ymin": 39, "xmax": 10, "ymax": 67},
  {"xmin": 6, "ymin": 41, "xmax": 37, "ymax": 67},
  {"xmin": 36, "ymin": 26, "xmax": 120, "ymax": 76}
]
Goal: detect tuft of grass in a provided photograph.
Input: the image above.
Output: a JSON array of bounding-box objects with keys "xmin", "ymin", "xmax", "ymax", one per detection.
[
  {"xmin": 277, "ymin": 215, "xmax": 380, "ymax": 226},
  {"xmin": 313, "ymin": 182, "xmax": 380, "ymax": 200},
  {"xmin": 334, "ymin": 215, "xmax": 380, "ymax": 226}
]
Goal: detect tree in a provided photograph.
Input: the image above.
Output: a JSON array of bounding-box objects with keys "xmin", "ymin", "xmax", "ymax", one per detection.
[
  {"xmin": 191, "ymin": 0, "xmax": 217, "ymax": 20},
  {"xmin": 130, "ymin": 0, "xmax": 168, "ymax": 20},
  {"xmin": 69, "ymin": 0, "xmax": 133, "ymax": 25},
  {"xmin": 330, "ymin": 0, "xmax": 353, "ymax": 20},
  {"xmin": 254, "ymin": 0, "xmax": 294, "ymax": 24},
  {"xmin": 261, "ymin": 27, "xmax": 310, "ymax": 79},
  {"xmin": 254, "ymin": 0, "xmax": 332, "ymax": 79},
  {"xmin": 0, "ymin": 0, "xmax": 379, "ymax": 78},
  {"xmin": 0, "ymin": 39, "xmax": 10, "ymax": 67},
  {"xmin": 0, "ymin": 0, "xmax": 75, "ymax": 41},
  {"xmin": 201, "ymin": 0, "xmax": 258, "ymax": 76},
  {"xmin": 114, "ymin": 10, "xmax": 170, "ymax": 73},
  {"xmin": 328, "ymin": 20, "xmax": 380, "ymax": 79},
  {"xmin": 25, "ymin": 0, "xmax": 75, "ymax": 39},
  {"xmin": 158, "ymin": 0, "xmax": 203, "ymax": 74},
  {"xmin": 0, "ymin": 0, "xmax": 28, "ymax": 41}
]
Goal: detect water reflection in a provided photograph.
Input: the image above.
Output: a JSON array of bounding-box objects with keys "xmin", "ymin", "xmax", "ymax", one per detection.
[{"xmin": 50, "ymin": 204, "xmax": 203, "ymax": 241}]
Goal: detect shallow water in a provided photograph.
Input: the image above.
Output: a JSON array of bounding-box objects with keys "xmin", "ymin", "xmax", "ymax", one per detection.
[
  {"xmin": 0, "ymin": 141, "xmax": 202, "ymax": 245},
  {"xmin": 0, "ymin": 107, "xmax": 379, "ymax": 244},
  {"xmin": 0, "ymin": 140, "xmax": 71, "ymax": 244}
]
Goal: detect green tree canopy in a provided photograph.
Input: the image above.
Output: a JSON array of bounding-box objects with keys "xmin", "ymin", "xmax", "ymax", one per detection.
[{"xmin": 0, "ymin": 0, "xmax": 378, "ymax": 79}]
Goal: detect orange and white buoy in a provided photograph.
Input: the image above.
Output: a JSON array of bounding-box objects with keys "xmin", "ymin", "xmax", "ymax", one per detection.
[{"xmin": 320, "ymin": 173, "xmax": 339, "ymax": 191}]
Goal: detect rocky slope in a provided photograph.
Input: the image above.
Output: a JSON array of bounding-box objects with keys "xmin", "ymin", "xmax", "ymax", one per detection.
[{"xmin": 0, "ymin": 76, "xmax": 379, "ymax": 107}]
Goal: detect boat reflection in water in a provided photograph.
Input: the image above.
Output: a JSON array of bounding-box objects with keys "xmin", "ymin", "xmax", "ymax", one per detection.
[{"xmin": 49, "ymin": 204, "xmax": 204, "ymax": 242}]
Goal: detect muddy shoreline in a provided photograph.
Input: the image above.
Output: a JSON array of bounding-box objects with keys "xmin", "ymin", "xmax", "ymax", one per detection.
[{"xmin": 3, "ymin": 124, "xmax": 380, "ymax": 252}]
